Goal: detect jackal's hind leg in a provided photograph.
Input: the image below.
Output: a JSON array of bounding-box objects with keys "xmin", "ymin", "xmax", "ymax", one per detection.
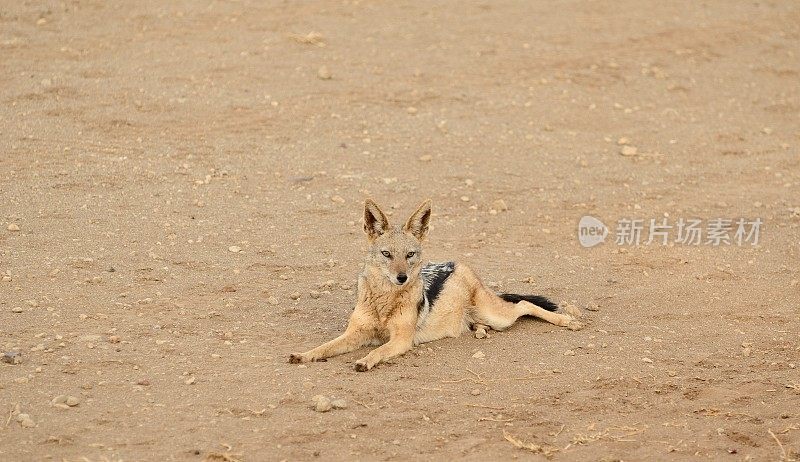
[
  {"xmin": 471, "ymin": 289, "xmax": 575, "ymax": 330},
  {"xmin": 518, "ymin": 300, "xmax": 576, "ymax": 327}
]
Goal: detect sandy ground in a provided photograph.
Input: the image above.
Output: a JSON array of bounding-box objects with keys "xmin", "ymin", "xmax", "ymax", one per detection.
[{"xmin": 1, "ymin": 1, "xmax": 799, "ymax": 461}]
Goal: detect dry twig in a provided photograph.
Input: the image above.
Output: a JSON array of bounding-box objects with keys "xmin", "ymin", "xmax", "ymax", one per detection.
[
  {"xmin": 5, "ymin": 403, "xmax": 18, "ymax": 428},
  {"xmin": 768, "ymin": 428, "xmax": 788, "ymax": 461},
  {"xmin": 352, "ymin": 399, "xmax": 373, "ymax": 409},
  {"xmin": 465, "ymin": 403, "xmax": 505, "ymax": 411},
  {"xmin": 288, "ymin": 32, "xmax": 326, "ymax": 47},
  {"xmin": 204, "ymin": 452, "xmax": 242, "ymax": 462},
  {"xmin": 503, "ymin": 430, "xmax": 558, "ymax": 457}
]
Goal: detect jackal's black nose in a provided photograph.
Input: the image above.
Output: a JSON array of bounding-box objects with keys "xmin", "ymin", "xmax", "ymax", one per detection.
[{"xmin": 396, "ymin": 273, "xmax": 408, "ymax": 284}]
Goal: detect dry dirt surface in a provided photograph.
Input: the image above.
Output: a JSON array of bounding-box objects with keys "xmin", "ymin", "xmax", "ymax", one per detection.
[{"xmin": 2, "ymin": 1, "xmax": 800, "ymax": 461}]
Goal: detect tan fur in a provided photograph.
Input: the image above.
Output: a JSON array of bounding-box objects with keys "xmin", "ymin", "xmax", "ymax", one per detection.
[{"xmin": 289, "ymin": 199, "xmax": 579, "ymax": 371}]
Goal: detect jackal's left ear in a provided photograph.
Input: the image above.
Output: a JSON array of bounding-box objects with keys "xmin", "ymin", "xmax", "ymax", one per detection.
[{"xmin": 404, "ymin": 199, "xmax": 432, "ymax": 240}]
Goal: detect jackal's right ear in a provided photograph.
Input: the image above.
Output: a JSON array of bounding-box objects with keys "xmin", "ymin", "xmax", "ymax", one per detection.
[{"xmin": 363, "ymin": 199, "xmax": 389, "ymax": 241}]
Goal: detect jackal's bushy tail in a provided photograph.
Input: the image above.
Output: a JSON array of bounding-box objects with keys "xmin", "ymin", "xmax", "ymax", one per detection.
[{"xmin": 498, "ymin": 293, "xmax": 559, "ymax": 312}]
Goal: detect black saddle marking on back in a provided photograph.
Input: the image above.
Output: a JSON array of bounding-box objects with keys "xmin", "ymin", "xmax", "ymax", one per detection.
[{"xmin": 420, "ymin": 261, "xmax": 455, "ymax": 310}]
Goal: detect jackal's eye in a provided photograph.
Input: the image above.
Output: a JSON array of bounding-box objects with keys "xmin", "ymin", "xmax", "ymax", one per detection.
[
  {"xmin": 381, "ymin": 250, "xmax": 391, "ymax": 258},
  {"xmin": 406, "ymin": 251, "xmax": 416, "ymax": 259}
]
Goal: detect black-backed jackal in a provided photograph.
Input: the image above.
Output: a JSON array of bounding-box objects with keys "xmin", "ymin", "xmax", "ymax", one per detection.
[{"xmin": 289, "ymin": 199, "xmax": 580, "ymax": 371}]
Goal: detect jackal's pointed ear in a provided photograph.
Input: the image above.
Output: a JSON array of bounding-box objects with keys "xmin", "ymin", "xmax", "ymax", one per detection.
[
  {"xmin": 364, "ymin": 199, "xmax": 389, "ymax": 241},
  {"xmin": 404, "ymin": 199, "xmax": 432, "ymax": 240}
]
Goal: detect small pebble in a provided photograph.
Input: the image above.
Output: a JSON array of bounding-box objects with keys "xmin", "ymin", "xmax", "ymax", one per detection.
[
  {"xmin": 474, "ymin": 326, "xmax": 488, "ymax": 339},
  {"xmin": 11, "ymin": 307, "xmax": 23, "ymax": 313},
  {"xmin": 52, "ymin": 395, "xmax": 69, "ymax": 409},
  {"xmin": 562, "ymin": 303, "xmax": 582, "ymax": 319},
  {"xmin": 491, "ymin": 199, "xmax": 509, "ymax": 212},
  {"xmin": 331, "ymin": 399, "xmax": 347, "ymax": 409},
  {"xmin": 642, "ymin": 357, "xmax": 653, "ymax": 363},
  {"xmin": 267, "ymin": 296, "xmax": 279, "ymax": 305},
  {"xmin": 564, "ymin": 350, "xmax": 576, "ymax": 356},
  {"xmin": 2, "ymin": 352, "xmax": 22, "ymax": 365},
  {"xmin": 1, "ymin": 275, "xmax": 11, "ymax": 282},
  {"xmin": 185, "ymin": 376, "xmax": 196, "ymax": 385},
  {"xmin": 620, "ymin": 146, "xmax": 638, "ymax": 156},
  {"xmin": 418, "ymin": 154, "xmax": 432, "ymax": 162},
  {"xmin": 406, "ymin": 106, "xmax": 418, "ymax": 114},
  {"xmin": 309, "ymin": 290, "xmax": 321, "ymax": 299},
  {"xmin": 470, "ymin": 389, "xmax": 481, "ymax": 396},
  {"xmin": 66, "ymin": 396, "xmax": 80, "ymax": 407},
  {"xmin": 289, "ymin": 292, "xmax": 301, "ymax": 300},
  {"xmin": 471, "ymin": 351, "xmax": 485, "ymax": 359},
  {"xmin": 228, "ymin": 246, "xmax": 242, "ymax": 253},
  {"xmin": 17, "ymin": 414, "xmax": 35, "ymax": 428},
  {"xmin": 317, "ymin": 65, "xmax": 332, "ymax": 80},
  {"xmin": 312, "ymin": 395, "xmax": 332, "ymax": 412},
  {"xmin": 7, "ymin": 223, "xmax": 20, "ymax": 232}
]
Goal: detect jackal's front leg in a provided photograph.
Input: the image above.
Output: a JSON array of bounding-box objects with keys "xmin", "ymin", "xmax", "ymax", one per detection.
[
  {"xmin": 354, "ymin": 323, "xmax": 414, "ymax": 372},
  {"xmin": 289, "ymin": 326, "xmax": 371, "ymax": 364}
]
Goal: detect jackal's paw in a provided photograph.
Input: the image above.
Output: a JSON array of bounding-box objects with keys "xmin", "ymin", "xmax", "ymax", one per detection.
[
  {"xmin": 354, "ymin": 360, "xmax": 370, "ymax": 372},
  {"xmin": 473, "ymin": 323, "xmax": 490, "ymax": 339},
  {"xmin": 288, "ymin": 353, "xmax": 307, "ymax": 364},
  {"xmin": 565, "ymin": 317, "xmax": 585, "ymax": 331}
]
